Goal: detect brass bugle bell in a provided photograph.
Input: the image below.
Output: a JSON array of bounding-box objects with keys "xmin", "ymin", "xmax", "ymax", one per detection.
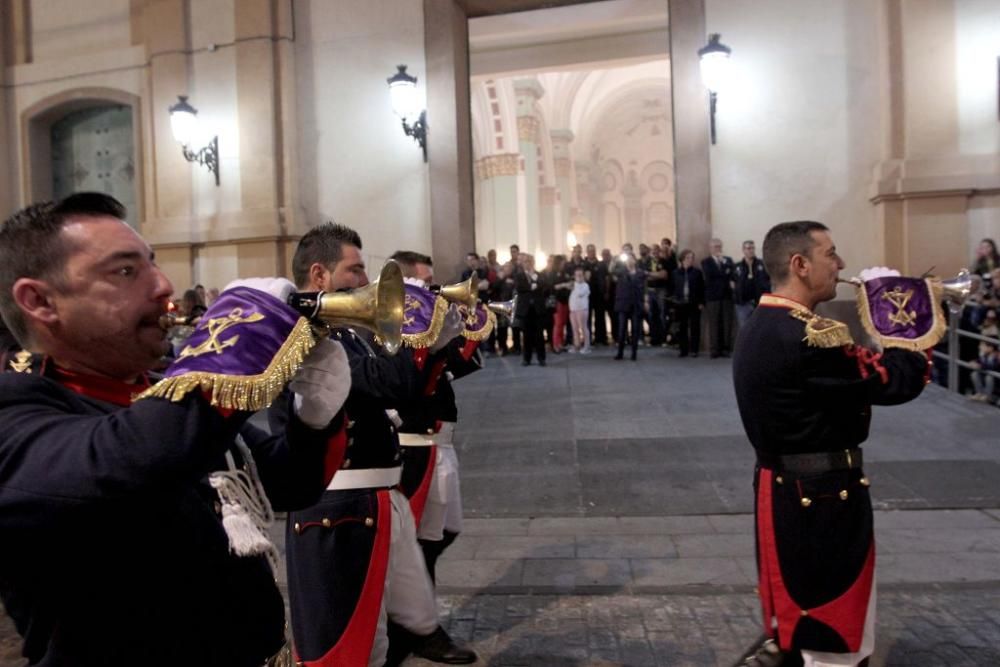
[
  {"xmin": 486, "ymin": 297, "xmax": 516, "ymax": 319},
  {"xmin": 432, "ymin": 273, "xmax": 478, "ymax": 311},
  {"xmin": 939, "ymin": 268, "xmax": 972, "ymax": 314},
  {"xmin": 288, "ymin": 260, "xmax": 405, "ymax": 355}
]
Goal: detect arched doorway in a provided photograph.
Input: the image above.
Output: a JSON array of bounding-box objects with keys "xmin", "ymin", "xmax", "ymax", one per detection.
[
  {"xmin": 50, "ymin": 105, "xmax": 137, "ymax": 227},
  {"xmin": 21, "ymin": 88, "xmax": 143, "ymax": 227}
]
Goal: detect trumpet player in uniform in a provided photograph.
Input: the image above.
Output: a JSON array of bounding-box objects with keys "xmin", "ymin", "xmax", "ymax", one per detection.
[
  {"xmin": 281, "ymin": 225, "xmax": 477, "ymax": 667},
  {"xmin": 732, "ymin": 221, "xmax": 941, "ymax": 667},
  {"xmin": 0, "ymin": 193, "xmax": 353, "ymax": 666}
]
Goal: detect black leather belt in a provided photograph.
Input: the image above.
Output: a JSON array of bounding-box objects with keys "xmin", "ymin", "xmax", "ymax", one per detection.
[{"xmin": 756, "ymin": 448, "xmax": 863, "ymax": 475}]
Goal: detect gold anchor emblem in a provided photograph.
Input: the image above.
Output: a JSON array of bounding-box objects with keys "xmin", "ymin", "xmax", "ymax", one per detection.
[
  {"xmin": 178, "ymin": 308, "xmax": 265, "ymax": 358},
  {"xmin": 402, "ymin": 294, "xmax": 421, "ymax": 327},
  {"xmin": 8, "ymin": 350, "xmax": 32, "ymax": 373},
  {"xmin": 882, "ymin": 286, "xmax": 917, "ymax": 327}
]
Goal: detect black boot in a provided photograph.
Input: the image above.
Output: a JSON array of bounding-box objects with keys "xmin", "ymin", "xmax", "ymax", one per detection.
[
  {"xmin": 412, "ymin": 626, "xmax": 477, "ymax": 665},
  {"xmin": 384, "ymin": 620, "xmax": 417, "ymax": 667},
  {"xmin": 419, "ymin": 530, "xmax": 459, "ymax": 584}
]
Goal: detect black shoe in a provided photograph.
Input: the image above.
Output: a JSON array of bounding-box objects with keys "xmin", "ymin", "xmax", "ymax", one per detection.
[
  {"xmin": 538, "ymin": 360, "xmax": 546, "ymax": 366},
  {"xmin": 678, "ymin": 352, "xmax": 688, "ymax": 358},
  {"xmin": 691, "ymin": 352, "xmax": 699, "ymax": 358},
  {"xmin": 412, "ymin": 627, "xmax": 477, "ymax": 664},
  {"xmin": 521, "ymin": 361, "xmax": 531, "ymax": 366},
  {"xmin": 614, "ymin": 354, "xmax": 623, "ymax": 360},
  {"xmin": 630, "ymin": 354, "xmax": 637, "ymax": 361},
  {"xmin": 710, "ymin": 353, "xmax": 720, "ymax": 359}
]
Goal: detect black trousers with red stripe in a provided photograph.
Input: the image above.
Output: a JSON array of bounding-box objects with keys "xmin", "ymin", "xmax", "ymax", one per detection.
[{"xmin": 754, "ymin": 465, "xmax": 875, "ymax": 654}]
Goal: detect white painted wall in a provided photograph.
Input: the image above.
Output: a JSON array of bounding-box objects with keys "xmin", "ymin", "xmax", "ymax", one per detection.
[
  {"xmin": 293, "ymin": 0, "xmax": 431, "ymax": 269},
  {"xmin": 705, "ymin": 0, "xmax": 885, "ymax": 284}
]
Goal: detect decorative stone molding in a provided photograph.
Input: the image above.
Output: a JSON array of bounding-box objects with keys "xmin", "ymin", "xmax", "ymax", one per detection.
[
  {"xmin": 475, "ymin": 153, "xmax": 520, "ymax": 181},
  {"xmin": 553, "ymin": 157, "xmax": 572, "ymax": 178},
  {"xmin": 517, "ymin": 116, "xmax": 540, "ymax": 142}
]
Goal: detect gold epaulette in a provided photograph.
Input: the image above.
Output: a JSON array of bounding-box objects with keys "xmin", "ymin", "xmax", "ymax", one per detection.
[{"xmin": 788, "ymin": 309, "xmax": 854, "ymax": 348}]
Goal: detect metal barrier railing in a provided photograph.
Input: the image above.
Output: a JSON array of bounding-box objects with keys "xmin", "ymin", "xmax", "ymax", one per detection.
[{"xmin": 931, "ymin": 307, "xmax": 1000, "ymax": 393}]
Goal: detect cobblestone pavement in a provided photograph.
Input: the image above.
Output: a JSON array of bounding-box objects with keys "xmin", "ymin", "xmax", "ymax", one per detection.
[{"xmin": 403, "ymin": 586, "xmax": 1000, "ymax": 667}]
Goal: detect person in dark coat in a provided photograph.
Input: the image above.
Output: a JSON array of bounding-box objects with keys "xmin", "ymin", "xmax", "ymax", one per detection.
[
  {"xmin": 0, "ymin": 193, "xmax": 351, "ymax": 667},
  {"xmin": 514, "ymin": 253, "xmax": 551, "ymax": 366},
  {"xmin": 732, "ymin": 220, "xmax": 930, "ymax": 666},
  {"xmin": 613, "ymin": 254, "xmax": 646, "ymax": 361},
  {"xmin": 702, "ymin": 238, "xmax": 736, "ymax": 357},
  {"xmin": 673, "ymin": 249, "xmax": 705, "ymax": 357},
  {"xmin": 733, "ymin": 239, "xmax": 771, "ymax": 330}
]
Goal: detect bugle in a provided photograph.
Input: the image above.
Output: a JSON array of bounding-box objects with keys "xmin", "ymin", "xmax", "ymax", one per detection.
[
  {"xmin": 288, "ymin": 260, "xmax": 406, "ymax": 355},
  {"xmin": 431, "ymin": 274, "xmax": 478, "ymax": 312},
  {"xmin": 486, "ymin": 297, "xmax": 516, "ymax": 319}
]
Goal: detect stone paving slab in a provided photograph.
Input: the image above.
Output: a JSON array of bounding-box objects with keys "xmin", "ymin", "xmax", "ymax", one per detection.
[{"xmin": 397, "ymin": 586, "xmax": 1000, "ymax": 667}]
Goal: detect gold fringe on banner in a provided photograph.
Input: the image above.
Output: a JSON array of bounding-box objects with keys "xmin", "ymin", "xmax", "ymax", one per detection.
[
  {"xmin": 855, "ymin": 278, "xmax": 946, "ymax": 351},
  {"xmin": 401, "ymin": 295, "xmax": 450, "ymax": 349},
  {"xmin": 461, "ymin": 310, "xmax": 497, "ymax": 342},
  {"xmin": 135, "ymin": 317, "xmax": 319, "ymax": 411}
]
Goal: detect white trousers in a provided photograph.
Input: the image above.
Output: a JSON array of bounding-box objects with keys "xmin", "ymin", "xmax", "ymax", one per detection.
[
  {"xmin": 800, "ymin": 579, "xmax": 876, "ymax": 667},
  {"xmin": 370, "ymin": 489, "xmax": 439, "ymax": 667},
  {"xmin": 417, "ymin": 445, "xmax": 463, "ymax": 541}
]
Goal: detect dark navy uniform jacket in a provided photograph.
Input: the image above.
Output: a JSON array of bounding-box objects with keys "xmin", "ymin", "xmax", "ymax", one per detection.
[
  {"xmin": 733, "ymin": 302, "xmax": 928, "ymax": 457},
  {"xmin": 0, "ymin": 354, "xmax": 343, "ymax": 667}
]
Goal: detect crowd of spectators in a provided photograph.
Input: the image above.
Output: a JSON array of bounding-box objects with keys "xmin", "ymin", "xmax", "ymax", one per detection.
[
  {"xmin": 464, "ymin": 237, "xmax": 771, "ymax": 364},
  {"xmin": 950, "ymin": 238, "xmax": 1000, "ymax": 404}
]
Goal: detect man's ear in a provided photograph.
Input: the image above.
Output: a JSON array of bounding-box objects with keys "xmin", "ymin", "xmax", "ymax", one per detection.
[
  {"xmin": 307, "ymin": 263, "xmax": 329, "ymax": 291},
  {"xmin": 12, "ymin": 278, "xmax": 58, "ymax": 326},
  {"xmin": 789, "ymin": 254, "xmax": 809, "ymax": 279}
]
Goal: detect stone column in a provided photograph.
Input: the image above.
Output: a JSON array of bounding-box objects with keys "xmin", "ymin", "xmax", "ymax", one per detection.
[
  {"xmin": 424, "ymin": 0, "xmax": 475, "ymax": 279},
  {"xmin": 668, "ymin": 0, "xmax": 711, "ymax": 256},
  {"xmin": 473, "ymin": 153, "xmax": 521, "ymax": 253},
  {"xmin": 550, "ymin": 129, "xmax": 575, "ymax": 250},
  {"xmin": 514, "ymin": 79, "xmax": 544, "ymax": 254},
  {"xmin": 539, "ymin": 185, "xmax": 558, "ymax": 253}
]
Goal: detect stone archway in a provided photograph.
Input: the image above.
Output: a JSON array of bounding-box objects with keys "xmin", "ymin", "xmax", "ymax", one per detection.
[{"xmin": 20, "ymin": 87, "xmax": 144, "ymax": 225}]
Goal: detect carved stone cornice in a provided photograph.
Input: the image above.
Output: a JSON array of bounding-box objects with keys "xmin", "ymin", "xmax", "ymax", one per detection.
[
  {"xmin": 517, "ymin": 116, "xmax": 540, "ymax": 143},
  {"xmin": 475, "ymin": 153, "xmax": 520, "ymax": 180}
]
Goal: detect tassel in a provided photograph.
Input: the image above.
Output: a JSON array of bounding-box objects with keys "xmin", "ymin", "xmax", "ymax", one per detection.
[{"xmin": 220, "ymin": 501, "xmax": 273, "ymax": 557}]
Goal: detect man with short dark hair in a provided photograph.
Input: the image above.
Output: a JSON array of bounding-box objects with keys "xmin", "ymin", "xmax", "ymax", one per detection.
[
  {"xmin": 284, "ymin": 225, "xmax": 476, "ymax": 666},
  {"xmin": 0, "ymin": 193, "xmax": 351, "ymax": 666},
  {"xmin": 733, "ymin": 221, "xmax": 931, "ymax": 666},
  {"xmin": 733, "ymin": 239, "xmax": 771, "ymax": 329}
]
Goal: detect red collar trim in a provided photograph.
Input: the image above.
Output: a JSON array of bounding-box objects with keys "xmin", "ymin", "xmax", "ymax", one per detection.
[
  {"xmin": 758, "ymin": 293, "xmax": 812, "ymax": 312},
  {"xmin": 52, "ymin": 365, "xmax": 151, "ymax": 407}
]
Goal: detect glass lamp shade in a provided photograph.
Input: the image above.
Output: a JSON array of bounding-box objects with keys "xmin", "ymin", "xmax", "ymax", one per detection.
[
  {"xmin": 387, "ymin": 65, "xmax": 420, "ymax": 121},
  {"xmin": 168, "ymin": 96, "xmax": 199, "ymax": 146},
  {"xmin": 698, "ymin": 34, "xmax": 732, "ymax": 92}
]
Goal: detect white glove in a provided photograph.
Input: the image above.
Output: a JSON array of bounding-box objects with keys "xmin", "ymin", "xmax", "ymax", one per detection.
[
  {"xmin": 858, "ymin": 266, "xmax": 901, "ymax": 282},
  {"xmin": 223, "ymin": 277, "xmax": 297, "ymax": 303},
  {"xmin": 430, "ymin": 304, "xmax": 465, "ymax": 353},
  {"xmin": 290, "ymin": 338, "xmax": 352, "ymax": 429}
]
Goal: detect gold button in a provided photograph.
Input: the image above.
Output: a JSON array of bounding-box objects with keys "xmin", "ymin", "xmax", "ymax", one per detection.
[
  {"xmin": 342, "ymin": 459, "xmax": 351, "ymax": 469},
  {"xmin": 775, "ymin": 476, "xmax": 783, "ymax": 485},
  {"xmin": 427, "ymin": 428, "xmax": 434, "ymax": 435},
  {"xmin": 800, "ymin": 497, "xmax": 812, "ymax": 507},
  {"xmin": 293, "ymin": 522, "xmax": 302, "ymax": 534},
  {"xmin": 347, "ymin": 438, "xmax": 354, "ymax": 446},
  {"xmin": 321, "ymin": 518, "xmax": 332, "ymax": 528},
  {"xmin": 800, "ymin": 609, "xmax": 809, "ymax": 617},
  {"xmin": 839, "ymin": 490, "xmax": 849, "ymax": 500},
  {"xmin": 860, "ymin": 477, "xmax": 870, "ymax": 487},
  {"xmin": 347, "ymin": 420, "xmax": 356, "ymax": 429},
  {"xmin": 364, "ymin": 517, "xmax": 374, "ymax": 527}
]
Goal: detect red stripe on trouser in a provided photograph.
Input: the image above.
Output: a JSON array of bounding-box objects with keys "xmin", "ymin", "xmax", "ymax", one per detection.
[
  {"xmin": 407, "ymin": 446, "xmax": 437, "ymax": 526},
  {"xmin": 302, "ymin": 491, "xmax": 392, "ymax": 667},
  {"xmin": 756, "ymin": 468, "xmax": 876, "ymax": 652}
]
